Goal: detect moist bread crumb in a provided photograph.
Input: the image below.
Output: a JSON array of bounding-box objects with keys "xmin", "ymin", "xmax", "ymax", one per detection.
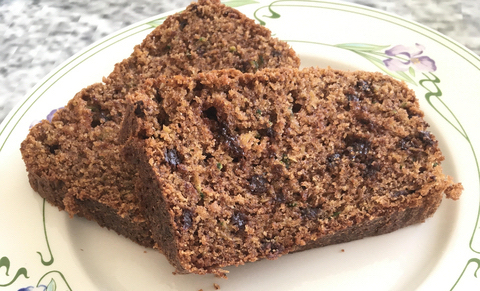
[
  {"xmin": 20, "ymin": 0, "xmax": 299, "ymax": 248},
  {"xmin": 122, "ymin": 67, "xmax": 462, "ymax": 276}
]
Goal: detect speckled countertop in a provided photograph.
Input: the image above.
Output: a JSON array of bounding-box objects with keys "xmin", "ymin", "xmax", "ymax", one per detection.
[{"xmin": 1, "ymin": 0, "xmax": 479, "ymax": 123}]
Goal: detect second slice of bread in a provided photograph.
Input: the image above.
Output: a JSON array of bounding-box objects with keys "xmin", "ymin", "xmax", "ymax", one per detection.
[{"xmin": 20, "ymin": 0, "xmax": 300, "ymax": 248}]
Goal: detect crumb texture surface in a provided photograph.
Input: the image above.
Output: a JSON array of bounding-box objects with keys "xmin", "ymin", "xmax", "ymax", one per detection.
[{"xmin": 124, "ymin": 67, "xmax": 462, "ymax": 275}]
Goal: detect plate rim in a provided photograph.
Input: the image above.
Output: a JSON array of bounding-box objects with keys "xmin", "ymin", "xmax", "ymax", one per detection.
[{"xmin": 1, "ymin": 0, "xmax": 479, "ymax": 290}]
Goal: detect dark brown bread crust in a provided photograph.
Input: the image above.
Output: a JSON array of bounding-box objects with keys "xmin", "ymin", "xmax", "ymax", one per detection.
[
  {"xmin": 20, "ymin": 0, "xmax": 300, "ymax": 248},
  {"xmin": 123, "ymin": 67, "xmax": 462, "ymax": 275},
  {"xmin": 293, "ymin": 193, "xmax": 442, "ymax": 253}
]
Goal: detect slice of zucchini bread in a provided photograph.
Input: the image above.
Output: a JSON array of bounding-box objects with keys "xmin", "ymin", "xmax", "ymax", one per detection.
[
  {"xmin": 122, "ymin": 67, "xmax": 462, "ymax": 275},
  {"xmin": 20, "ymin": 0, "xmax": 300, "ymax": 248}
]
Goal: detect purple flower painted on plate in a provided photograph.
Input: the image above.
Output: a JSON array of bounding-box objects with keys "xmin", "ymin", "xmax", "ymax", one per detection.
[
  {"xmin": 383, "ymin": 43, "xmax": 436, "ymax": 72},
  {"xmin": 18, "ymin": 285, "xmax": 46, "ymax": 291},
  {"xmin": 29, "ymin": 107, "xmax": 64, "ymax": 128},
  {"xmin": 46, "ymin": 108, "xmax": 61, "ymax": 122}
]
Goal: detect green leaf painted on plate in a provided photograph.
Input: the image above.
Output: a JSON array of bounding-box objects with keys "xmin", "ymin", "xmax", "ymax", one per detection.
[
  {"xmin": 333, "ymin": 43, "xmax": 416, "ymax": 84},
  {"xmin": 0, "ymin": 257, "xmax": 10, "ymax": 276},
  {"xmin": 395, "ymin": 70, "xmax": 417, "ymax": 85},
  {"xmin": 223, "ymin": 0, "xmax": 259, "ymax": 8},
  {"xmin": 0, "ymin": 257, "xmax": 29, "ymax": 287},
  {"xmin": 36, "ymin": 271, "xmax": 72, "ymax": 291},
  {"xmin": 420, "ymin": 73, "xmax": 466, "ymax": 139},
  {"xmin": 37, "ymin": 199, "xmax": 54, "ymax": 266},
  {"xmin": 450, "ymin": 258, "xmax": 480, "ymax": 290},
  {"xmin": 264, "ymin": 5, "xmax": 281, "ymax": 19},
  {"xmin": 46, "ymin": 278, "xmax": 57, "ymax": 291},
  {"xmin": 254, "ymin": 1, "xmax": 281, "ymax": 26},
  {"xmin": 146, "ymin": 17, "xmax": 168, "ymax": 28},
  {"xmin": 409, "ymin": 66, "xmax": 416, "ymax": 77},
  {"xmin": 335, "ymin": 43, "xmax": 390, "ymax": 52}
]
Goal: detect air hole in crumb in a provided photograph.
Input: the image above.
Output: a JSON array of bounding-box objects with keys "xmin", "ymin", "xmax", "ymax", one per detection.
[
  {"xmin": 154, "ymin": 90, "xmax": 163, "ymax": 103},
  {"xmin": 91, "ymin": 111, "xmax": 110, "ymax": 128},
  {"xmin": 194, "ymin": 82, "xmax": 205, "ymax": 94},
  {"xmin": 258, "ymin": 127, "xmax": 275, "ymax": 138},
  {"xmin": 189, "ymin": 4, "xmax": 198, "ymax": 12},
  {"xmin": 86, "ymin": 102, "xmax": 111, "ymax": 128},
  {"xmin": 271, "ymin": 50, "xmax": 282, "ymax": 57},
  {"xmin": 157, "ymin": 107, "xmax": 170, "ymax": 126},
  {"xmin": 406, "ymin": 107, "xmax": 420, "ymax": 119},
  {"xmin": 189, "ymin": 99, "xmax": 198, "ymax": 107},
  {"xmin": 204, "ymin": 152, "xmax": 213, "ymax": 161},
  {"xmin": 238, "ymin": 60, "xmax": 252, "ymax": 73},
  {"xmin": 203, "ymin": 106, "xmax": 218, "ymax": 121},
  {"xmin": 48, "ymin": 144, "xmax": 60, "ymax": 154},
  {"xmin": 137, "ymin": 129, "xmax": 148, "ymax": 139},
  {"xmin": 81, "ymin": 94, "xmax": 90, "ymax": 102},
  {"xmin": 274, "ymin": 192, "xmax": 286, "ymax": 204},
  {"xmin": 269, "ymin": 112, "xmax": 278, "ymax": 124},
  {"xmin": 179, "ymin": 19, "xmax": 188, "ymax": 30},
  {"xmin": 391, "ymin": 189, "xmax": 415, "ymax": 198},
  {"xmin": 289, "ymin": 90, "xmax": 299, "ymax": 100},
  {"xmin": 292, "ymin": 103, "xmax": 302, "ymax": 113},
  {"xmin": 134, "ymin": 101, "xmax": 146, "ymax": 118}
]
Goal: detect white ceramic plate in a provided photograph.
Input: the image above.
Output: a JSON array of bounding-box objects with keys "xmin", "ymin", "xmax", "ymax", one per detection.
[{"xmin": 1, "ymin": 1, "xmax": 479, "ymax": 290}]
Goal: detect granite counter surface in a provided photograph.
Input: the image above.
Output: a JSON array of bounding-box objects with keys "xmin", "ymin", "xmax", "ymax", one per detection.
[{"xmin": 1, "ymin": 0, "xmax": 479, "ymax": 123}]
